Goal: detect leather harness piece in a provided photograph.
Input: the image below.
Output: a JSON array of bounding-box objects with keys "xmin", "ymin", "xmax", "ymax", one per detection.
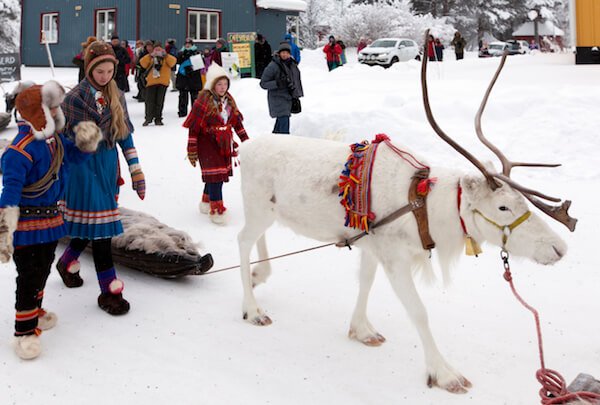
[{"xmin": 408, "ymin": 169, "xmax": 436, "ymax": 251}]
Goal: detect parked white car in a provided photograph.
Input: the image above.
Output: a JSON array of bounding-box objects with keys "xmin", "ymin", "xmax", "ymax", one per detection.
[
  {"xmin": 487, "ymin": 41, "xmax": 509, "ymax": 56},
  {"xmin": 358, "ymin": 38, "xmax": 421, "ymax": 67}
]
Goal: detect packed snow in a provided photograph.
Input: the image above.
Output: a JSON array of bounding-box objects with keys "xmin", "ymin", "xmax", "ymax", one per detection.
[{"xmin": 1, "ymin": 48, "xmax": 599, "ymax": 405}]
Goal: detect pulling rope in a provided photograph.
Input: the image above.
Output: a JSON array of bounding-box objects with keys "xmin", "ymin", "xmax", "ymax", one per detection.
[{"xmin": 500, "ymin": 250, "xmax": 600, "ymax": 405}]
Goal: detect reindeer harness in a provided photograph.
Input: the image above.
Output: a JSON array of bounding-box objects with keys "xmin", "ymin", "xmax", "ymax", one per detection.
[{"xmin": 338, "ymin": 134, "xmax": 436, "ymax": 251}]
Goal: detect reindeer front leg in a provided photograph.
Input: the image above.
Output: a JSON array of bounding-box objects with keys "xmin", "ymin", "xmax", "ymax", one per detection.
[
  {"xmin": 382, "ymin": 257, "xmax": 472, "ymax": 394},
  {"xmin": 348, "ymin": 250, "xmax": 386, "ymax": 346}
]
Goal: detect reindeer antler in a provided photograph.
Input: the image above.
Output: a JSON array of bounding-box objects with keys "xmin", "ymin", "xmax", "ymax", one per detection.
[
  {"xmin": 420, "ymin": 30, "xmax": 499, "ymax": 191},
  {"xmin": 420, "ymin": 30, "xmax": 577, "ymax": 231}
]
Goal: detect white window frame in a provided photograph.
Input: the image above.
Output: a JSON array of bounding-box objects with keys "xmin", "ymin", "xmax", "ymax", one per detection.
[
  {"xmin": 96, "ymin": 9, "xmax": 116, "ymax": 42},
  {"xmin": 41, "ymin": 13, "xmax": 59, "ymax": 44},
  {"xmin": 188, "ymin": 9, "xmax": 220, "ymax": 42}
]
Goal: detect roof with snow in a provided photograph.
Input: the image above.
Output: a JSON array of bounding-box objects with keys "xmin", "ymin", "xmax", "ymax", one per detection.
[
  {"xmin": 256, "ymin": 0, "xmax": 307, "ymax": 12},
  {"xmin": 513, "ymin": 21, "xmax": 565, "ymax": 37}
]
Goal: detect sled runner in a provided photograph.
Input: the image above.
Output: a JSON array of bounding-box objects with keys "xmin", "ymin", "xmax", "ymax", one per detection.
[{"xmin": 63, "ymin": 207, "xmax": 213, "ymax": 278}]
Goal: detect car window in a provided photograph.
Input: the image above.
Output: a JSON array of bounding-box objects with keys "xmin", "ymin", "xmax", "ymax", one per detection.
[
  {"xmin": 371, "ymin": 40, "xmax": 397, "ymax": 48},
  {"xmin": 400, "ymin": 41, "xmax": 413, "ymax": 47}
]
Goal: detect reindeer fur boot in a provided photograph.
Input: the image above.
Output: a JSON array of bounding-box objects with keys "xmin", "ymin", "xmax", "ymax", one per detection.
[
  {"xmin": 56, "ymin": 259, "xmax": 83, "ymax": 288},
  {"xmin": 37, "ymin": 309, "xmax": 58, "ymax": 331},
  {"xmin": 14, "ymin": 334, "xmax": 42, "ymax": 360},
  {"xmin": 209, "ymin": 200, "xmax": 227, "ymax": 225},
  {"xmin": 199, "ymin": 193, "xmax": 210, "ymax": 214}
]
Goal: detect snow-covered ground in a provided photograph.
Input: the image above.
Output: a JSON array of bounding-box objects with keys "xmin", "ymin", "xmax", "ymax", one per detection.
[{"xmin": 1, "ymin": 49, "xmax": 599, "ymax": 405}]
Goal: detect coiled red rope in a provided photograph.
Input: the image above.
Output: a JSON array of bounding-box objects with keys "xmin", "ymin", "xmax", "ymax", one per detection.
[{"xmin": 501, "ymin": 250, "xmax": 600, "ymax": 404}]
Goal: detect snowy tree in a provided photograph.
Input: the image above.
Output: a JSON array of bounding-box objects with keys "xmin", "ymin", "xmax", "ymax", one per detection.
[
  {"xmin": 298, "ymin": 0, "xmax": 337, "ymax": 49},
  {"xmin": 330, "ymin": 0, "xmax": 455, "ymax": 46},
  {"xmin": 0, "ymin": 0, "xmax": 20, "ymax": 53}
]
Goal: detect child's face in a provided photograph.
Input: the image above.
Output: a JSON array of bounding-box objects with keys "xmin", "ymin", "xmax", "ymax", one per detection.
[
  {"xmin": 92, "ymin": 62, "xmax": 115, "ymax": 87},
  {"xmin": 214, "ymin": 78, "xmax": 228, "ymax": 96}
]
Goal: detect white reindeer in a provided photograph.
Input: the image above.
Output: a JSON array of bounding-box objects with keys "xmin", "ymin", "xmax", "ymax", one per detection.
[{"xmin": 237, "ymin": 49, "xmax": 576, "ymax": 394}]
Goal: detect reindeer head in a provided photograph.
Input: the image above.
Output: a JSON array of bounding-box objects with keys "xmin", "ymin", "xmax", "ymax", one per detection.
[{"xmin": 420, "ymin": 30, "xmax": 575, "ymax": 263}]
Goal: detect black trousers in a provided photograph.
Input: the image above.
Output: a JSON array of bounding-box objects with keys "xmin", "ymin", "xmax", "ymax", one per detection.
[
  {"xmin": 13, "ymin": 241, "xmax": 58, "ymax": 335},
  {"xmin": 145, "ymin": 85, "xmax": 168, "ymax": 122},
  {"xmin": 178, "ymin": 89, "xmax": 199, "ymax": 116}
]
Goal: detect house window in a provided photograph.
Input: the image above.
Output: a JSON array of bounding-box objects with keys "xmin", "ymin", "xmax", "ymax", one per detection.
[
  {"xmin": 96, "ymin": 9, "xmax": 116, "ymax": 41},
  {"xmin": 41, "ymin": 13, "xmax": 59, "ymax": 44},
  {"xmin": 188, "ymin": 9, "xmax": 219, "ymax": 41}
]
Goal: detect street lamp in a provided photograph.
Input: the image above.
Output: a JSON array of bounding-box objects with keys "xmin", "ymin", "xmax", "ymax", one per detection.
[{"xmin": 528, "ymin": 9, "xmax": 540, "ymax": 50}]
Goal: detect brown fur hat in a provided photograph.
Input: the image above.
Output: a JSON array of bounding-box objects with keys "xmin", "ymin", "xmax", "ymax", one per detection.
[
  {"xmin": 80, "ymin": 36, "xmax": 97, "ymax": 49},
  {"xmin": 84, "ymin": 41, "xmax": 118, "ymax": 88},
  {"xmin": 15, "ymin": 80, "xmax": 66, "ymax": 139}
]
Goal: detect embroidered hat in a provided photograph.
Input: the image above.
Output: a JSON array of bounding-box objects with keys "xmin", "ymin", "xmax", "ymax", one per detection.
[
  {"xmin": 84, "ymin": 41, "xmax": 118, "ymax": 89},
  {"xmin": 15, "ymin": 80, "xmax": 66, "ymax": 139}
]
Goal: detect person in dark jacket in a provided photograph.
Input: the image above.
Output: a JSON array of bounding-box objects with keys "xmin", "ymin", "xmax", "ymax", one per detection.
[
  {"xmin": 434, "ymin": 38, "xmax": 444, "ymax": 61},
  {"xmin": 211, "ymin": 38, "xmax": 229, "ymax": 66},
  {"xmin": 259, "ymin": 42, "xmax": 303, "ymax": 134},
  {"xmin": 451, "ymin": 31, "xmax": 467, "ymax": 60},
  {"xmin": 110, "ymin": 35, "xmax": 131, "ymax": 92},
  {"xmin": 254, "ymin": 34, "xmax": 272, "ymax": 79},
  {"xmin": 176, "ymin": 38, "xmax": 203, "ymax": 117}
]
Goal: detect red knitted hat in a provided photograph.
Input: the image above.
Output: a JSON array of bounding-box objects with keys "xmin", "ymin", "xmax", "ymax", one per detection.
[
  {"xmin": 15, "ymin": 80, "xmax": 66, "ymax": 139},
  {"xmin": 84, "ymin": 41, "xmax": 118, "ymax": 88}
]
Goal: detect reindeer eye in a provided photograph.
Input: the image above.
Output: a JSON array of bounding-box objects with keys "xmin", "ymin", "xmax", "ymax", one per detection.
[{"xmin": 499, "ymin": 206, "xmax": 509, "ymax": 211}]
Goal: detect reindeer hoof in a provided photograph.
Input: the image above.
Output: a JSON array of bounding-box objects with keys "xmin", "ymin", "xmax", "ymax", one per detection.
[
  {"xmin": 348, "ymin": 329, "xmax": 386, "ymax": 346},
  {"xmin": 427, "ymin": 374, "xmax": 472, "ymax": 394},
  {"xmin": 243, "ymin": 312, "xmax": 272, "ymax": 326}
]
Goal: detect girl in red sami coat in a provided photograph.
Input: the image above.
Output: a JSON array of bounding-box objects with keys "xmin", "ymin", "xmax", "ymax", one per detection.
[{"xmin": 184, "ymin": 63, "xmax": 249, "ymax": 224}]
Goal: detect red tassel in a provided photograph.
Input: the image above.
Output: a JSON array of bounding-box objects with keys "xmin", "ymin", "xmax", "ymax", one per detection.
[
  {"xmin": 372, "ymin": 133, "xmax": 389, "ymax": 144},
  {"xmin": 416, "ymin": 177, "xmax": 437, "ymax": 196}
]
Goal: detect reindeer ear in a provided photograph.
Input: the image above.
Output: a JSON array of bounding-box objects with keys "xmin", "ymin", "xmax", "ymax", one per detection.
[{"xmin": 460, "ymin": 175, "xmax": 489, "ymax": 200}]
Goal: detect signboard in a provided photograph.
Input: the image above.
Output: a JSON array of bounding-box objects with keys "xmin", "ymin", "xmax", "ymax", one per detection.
[
  {"xmin": 227, "ymin": 32, "xmax": 256, "ymax": 78},
  {"xmin": 221, "ymin": 53, "xmax": 240, "ymax": 79},
  {"xmin": 190, "ymin": 54, "xmax": 205, "ymax": 71},
  {"xmin": 0, "ymin": 53, "xmax": 21, "ymax": 83}
]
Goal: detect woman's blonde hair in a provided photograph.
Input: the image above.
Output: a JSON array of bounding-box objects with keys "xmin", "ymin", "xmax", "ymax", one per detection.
[{"xmin": 104, "ymin": 79, "xmax": 129, "ymax": 141}]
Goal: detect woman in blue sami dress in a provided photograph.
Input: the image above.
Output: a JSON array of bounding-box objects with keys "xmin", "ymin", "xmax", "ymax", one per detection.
[{"xmin": 57, "ymin": 41, "xmax": 146, "ymax": 315}]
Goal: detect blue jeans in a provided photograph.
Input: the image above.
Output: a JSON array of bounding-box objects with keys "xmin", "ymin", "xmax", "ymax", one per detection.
[{"xmin": 273, "ymin": 116, "xmax": 290, "ymax": 134}]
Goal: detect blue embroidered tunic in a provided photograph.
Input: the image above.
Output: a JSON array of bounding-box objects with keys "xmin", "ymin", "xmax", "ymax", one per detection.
[
  {"xmin": 0, "ymin": 124, "xmax": 88, "ymax": 246},
  {"xmin": 60, "ymin": 79, "xmax": 138, "ymax": 240}
]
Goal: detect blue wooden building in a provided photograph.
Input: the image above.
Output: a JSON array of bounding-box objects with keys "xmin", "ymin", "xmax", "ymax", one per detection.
[{"xmin": 20, "ymin": 0, "xmax": 306, "ymax": 67}]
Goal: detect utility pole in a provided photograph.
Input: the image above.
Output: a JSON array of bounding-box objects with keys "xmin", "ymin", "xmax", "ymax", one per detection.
[{"xmin": 528, "ymin": 9, "xmax": 540, "ymax": 50}]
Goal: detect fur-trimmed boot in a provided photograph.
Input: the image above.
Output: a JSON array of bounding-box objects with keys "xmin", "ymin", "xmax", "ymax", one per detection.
[
  {"xmin": 97, "ymin": 269, "xmax": 130, "ymax": 315},
  {"xmin": 14, "ymin": 333, "xmax": 42, "ymax": 360},
  {"xmin": 56, "ymin": 247, "xmax": 83, "ymax": 288},
  {"xmin": 209, "ymin": 200, "xmax": 227, "ymax": 225},
  {"xmin": 37, "ymin": 309, "xmax": 57, "ymax": 331},
  {"xmin": 199, "ymin": 193, "xmax": 210, "ymax": 214}
]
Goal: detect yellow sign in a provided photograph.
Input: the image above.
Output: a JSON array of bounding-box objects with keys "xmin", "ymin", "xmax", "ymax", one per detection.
[
  {"xmin": 232, "ymin": 43, "xmax": 251, "ymax": 69},
  {"xmin": 228, "ymin": 32, "xmax": 256, "ymax": 43}
]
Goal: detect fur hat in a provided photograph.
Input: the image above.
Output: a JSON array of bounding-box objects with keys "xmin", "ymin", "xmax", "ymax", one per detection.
[
  {"xmin": 15, "ymin": 80, "xmax": 66, "ymax": 139},
  {"xmin": 84, "ymin": 41, "xmax": 118, "ymax": 88},
  {"xmin": 80, "ymin": 36, "xmax": 97, "ymax": 49},
  {"xmin": 278, "ymin": 42, "xmax": 292, "ymax": 54},
  {"xmin": 203, "ymin": 63, "xmax": 230, "ymax": 92}
]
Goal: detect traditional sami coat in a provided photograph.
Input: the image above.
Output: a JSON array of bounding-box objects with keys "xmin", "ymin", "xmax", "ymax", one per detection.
[
  {"xmin": 60, "ymin": 79, "xmax": 138, "ymax": 240},
  {"xmin": 0, "ymin": 124, "xmax": 89, "ymax": 246},
  {"xmin": 184, "ymin": 90, "xmax": 248, "ymax": 183}
]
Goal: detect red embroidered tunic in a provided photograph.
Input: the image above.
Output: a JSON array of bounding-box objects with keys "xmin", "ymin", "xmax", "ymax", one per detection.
[{"xmin": 184, "ymin": 90, "xmax": 248, "ymax": 183}]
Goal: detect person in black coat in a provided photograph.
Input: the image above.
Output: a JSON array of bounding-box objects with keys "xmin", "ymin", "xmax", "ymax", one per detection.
[
  {"xmin": 176, "ymin": 38, "xmax": 203, "ymax": 117},
  {"xmin": 110, "ymin": 35, "xmax": 131, "ymax": 92},
  {"xmin": 254, "ymin": 34, "xmax": 272, "ymax": 79}
]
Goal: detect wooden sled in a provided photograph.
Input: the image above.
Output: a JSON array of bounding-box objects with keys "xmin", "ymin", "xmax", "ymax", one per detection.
[{"xmin": 63, "ymin": 207, "xmax": 213, "ymax": 279}]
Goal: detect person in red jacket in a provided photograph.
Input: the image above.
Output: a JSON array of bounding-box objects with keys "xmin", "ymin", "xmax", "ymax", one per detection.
[{"xmin": 323, "ymin": 35, "xmax": 342, "ymax": 71}]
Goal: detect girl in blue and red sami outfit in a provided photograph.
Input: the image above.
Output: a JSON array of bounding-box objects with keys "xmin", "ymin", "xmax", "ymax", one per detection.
[
  {"xmin": 0, "ymin": 81, "xmax": 101, "ymax": 359},
  {"xmin": 56, "ymin": 41, "xmax": 145, "ymax": 315},
  {"xmin": 184, "ymin": 63, "xmax": 248, "ymax": 224}
]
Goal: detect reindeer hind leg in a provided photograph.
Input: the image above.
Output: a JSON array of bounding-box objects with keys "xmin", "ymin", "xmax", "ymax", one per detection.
[
  {"xmin": 251, "ymin": 233, "xmax": 272, "ymax": 288},
  {"xmin": 238, "ymin": 211, "xmax": 275, "ymax": 326}
]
